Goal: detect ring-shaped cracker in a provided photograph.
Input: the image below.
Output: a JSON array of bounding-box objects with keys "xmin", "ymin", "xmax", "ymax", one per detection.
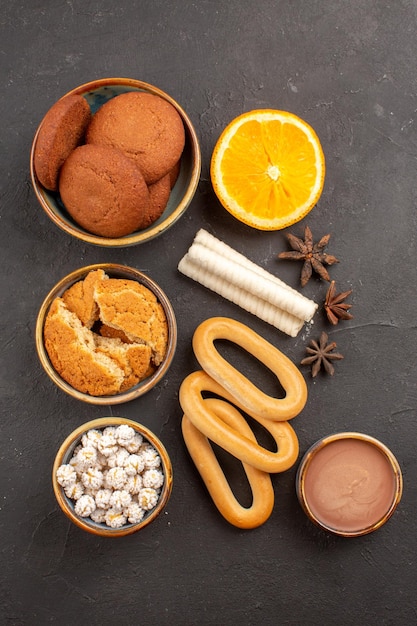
[
  {"xmin": 179, "ymin": 370, "xmax": 299, "ymax": 473},
  {"xmin": 192, "ymin": 317, "xmax": 307, "ymax": 421},
  {"xmin": 182, "ymin": 398, "xmax": 275, "ymax": 529}
]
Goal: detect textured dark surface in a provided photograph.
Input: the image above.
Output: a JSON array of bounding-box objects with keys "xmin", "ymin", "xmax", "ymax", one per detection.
[{"xmin": 1, "ymin": 1, "xmax": 416, "ymax": 624}]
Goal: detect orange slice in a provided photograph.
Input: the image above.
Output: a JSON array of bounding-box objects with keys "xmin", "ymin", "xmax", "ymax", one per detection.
[{"xmin": 210, "ymin": 110, "xmax": 325, "ymax": 230}]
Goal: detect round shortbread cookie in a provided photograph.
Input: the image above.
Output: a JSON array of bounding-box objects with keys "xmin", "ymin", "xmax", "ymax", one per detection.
[
  {"xmin": 86, "ymin": 91, "xmax": 185, "ymax": 184},
  {"xmin": 59, "ymin": 144, "xmax": 151, "ymax": 237},
  {"xmin": 147, "ymin": 174, "xmax": 171, "ymax": 226},
  {"xmin": 44, "ymin": 298, "xmax": 125, "ymax": 396},
  {"xmin": 62, "ymin": 269, "xmax": 108, "ymax": 328},
  {"xmin": 93, "ymin": 278, "xmax": 168, "ymax": 365},
  {"xmin": 34, "ymin": 94, "xmax": 92, "ymax": 191}
]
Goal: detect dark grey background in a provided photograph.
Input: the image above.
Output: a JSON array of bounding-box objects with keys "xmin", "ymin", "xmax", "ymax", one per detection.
[{"xmin": 1, "ymin": 1, "xmax": 416, "ymax": 624}]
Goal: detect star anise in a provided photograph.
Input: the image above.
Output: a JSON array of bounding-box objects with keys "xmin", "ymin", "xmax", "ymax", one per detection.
[
  {"xmin": 324, "ymin": 280, "xmax": 353, "ymax": 325},
  {"xmin": 278, "ymin": 225, "xmax": 339, "ymax": 287},
  {"xmin": 301, "ymin": 331, "xmax": 344, "ymax": 377}
]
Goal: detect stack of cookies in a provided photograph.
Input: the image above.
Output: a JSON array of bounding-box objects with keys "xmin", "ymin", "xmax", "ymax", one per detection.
[{"xmin": 33, "ymin": 91, "xmax": 185, "ymax": 237}]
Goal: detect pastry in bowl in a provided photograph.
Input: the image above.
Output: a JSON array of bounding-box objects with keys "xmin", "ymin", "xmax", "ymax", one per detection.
[{"xmin": 36, "ymin": 264, "xmax": 177, "ymax": 404}]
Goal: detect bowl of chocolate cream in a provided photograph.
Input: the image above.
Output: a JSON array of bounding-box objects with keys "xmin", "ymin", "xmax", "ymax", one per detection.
[{"xmin": 296, "ymin": 432, "xmax": 403, "ymax": 537}]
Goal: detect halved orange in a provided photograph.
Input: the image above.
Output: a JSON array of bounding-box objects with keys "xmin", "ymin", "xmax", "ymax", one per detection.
[{"xmin": 210, "ymin": 110, "xmax": 325, "ymax": 230}]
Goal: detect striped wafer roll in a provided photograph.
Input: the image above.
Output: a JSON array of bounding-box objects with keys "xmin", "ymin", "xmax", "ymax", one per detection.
[
  {"xmin": 185, "ymin": 241, "xmax": 317, "ymax": 322},
  {"xmin": 177, "ymin": 254, "xmax": 305, "ymax": 337},
  {"xmin": 194, "ymin": 229, "xmax": 299, "ymax": 295}
]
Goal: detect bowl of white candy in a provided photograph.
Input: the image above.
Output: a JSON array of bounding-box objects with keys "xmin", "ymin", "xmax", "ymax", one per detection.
[{"xmin": 52, "ymin": 417, "xmax": 173, "ymax": 536}]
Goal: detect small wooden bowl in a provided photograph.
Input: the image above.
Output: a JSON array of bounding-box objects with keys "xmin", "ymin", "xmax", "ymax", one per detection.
[
  {"xmin": 296, "ymin": 432, "xmax": 403, "ymax": 537},
  {"xmin": 30, "ymin": 77, "xmax": 201, "ymax": 247},
  {"xmin": 35, "ymin": 263, "xmax": 177, "ymax": 405},
  {"xmin": 52, "ymin": 417, "xmax": 173, "ymax": 536}
]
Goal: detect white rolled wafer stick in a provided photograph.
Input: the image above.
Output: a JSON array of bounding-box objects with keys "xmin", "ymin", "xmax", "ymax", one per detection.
[
  {"xmin": 178, "ymin": 254, "xmax": 305, "ymax": 337},
  {"xmin": 192, "ymin": 229, "xmax": 317, "ymax": 320},
  {"xmin": 185, "ymin": 241, "xmax": 317, "ymax": 322},
  {"xmin": 194, "ymin": 229, "xmax": 299, "ymax": 296}
]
